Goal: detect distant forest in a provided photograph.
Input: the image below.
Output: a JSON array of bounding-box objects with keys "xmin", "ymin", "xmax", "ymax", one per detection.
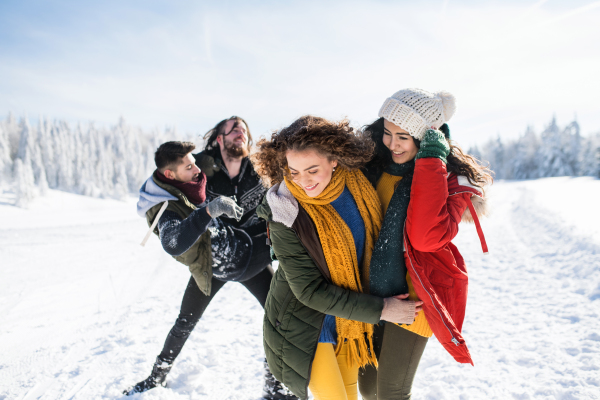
[
  {"xmin": 1, "ymin": 113, "xmax": 599, "ymax": 207},
  {"xmin": 0, "ymin": 113, "xmax": 195, "ymax": 207},
  {"xmin": 471, "ymin": 116, "xmax": 600, "ymax": 180}
]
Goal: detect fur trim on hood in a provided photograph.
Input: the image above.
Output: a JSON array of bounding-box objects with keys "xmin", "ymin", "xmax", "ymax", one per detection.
[
  {"xmin": 454, "ymin": 175, "xmax": 490, "ymax": 223},
  {"xmin": 265, "ymin": 181, "xmax": 298, "ymax": 228}
]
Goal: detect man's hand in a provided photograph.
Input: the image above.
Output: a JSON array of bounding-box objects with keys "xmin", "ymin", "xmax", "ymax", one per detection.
[{"xmin": 206, "ymin": 196, "xmax": 243, "ymax": 221}]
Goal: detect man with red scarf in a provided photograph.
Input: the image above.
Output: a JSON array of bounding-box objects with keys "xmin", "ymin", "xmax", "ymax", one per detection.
[{"xmin": 126, "ymin": 123, "xmax": 296, "ymax": 400}]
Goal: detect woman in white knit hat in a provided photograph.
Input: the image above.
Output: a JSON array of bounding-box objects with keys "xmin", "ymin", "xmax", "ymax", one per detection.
[{"xmin": 359, "ymin": 88, "xmax": 494, "ymax": 400}]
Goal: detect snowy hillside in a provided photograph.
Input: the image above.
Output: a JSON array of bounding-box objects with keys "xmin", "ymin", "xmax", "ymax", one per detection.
[{"xmin": 1, "ymin": 178, "xmax": 599, "ymax": 400}]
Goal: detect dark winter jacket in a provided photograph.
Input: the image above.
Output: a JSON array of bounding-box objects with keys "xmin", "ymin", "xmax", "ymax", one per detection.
[
  {"xmin": 258, "ymin": 181, "xmax": 384, "ymax": 400},
  {"xmin": 144, "ymin": 172, "xmax": 214, "ymax": 295},
  {"xmin": 195, "ymin": 149, "xmax": 267, "ymax": 237},
  {"xmin": 403, "ymin": 157, "xmax": 489, "ymax": 365}
]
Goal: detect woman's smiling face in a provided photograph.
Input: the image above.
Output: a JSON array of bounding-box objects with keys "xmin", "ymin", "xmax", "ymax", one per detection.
[
  {"xmin": 286, "ymin": 148, "xmax": 337, "ymax": 197},
  {"xmin": 382, "ymin": 119, "xmax": 418, "ymax": 164}
]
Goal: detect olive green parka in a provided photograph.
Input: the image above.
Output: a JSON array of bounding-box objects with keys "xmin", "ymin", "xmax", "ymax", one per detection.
[
  {"xmin": 258, "ymin": 181, "xmax": 384, "ymax": 400},
  {"xmin": 145, "ymin": 173, "xmax": 213, "ymax": 295}
]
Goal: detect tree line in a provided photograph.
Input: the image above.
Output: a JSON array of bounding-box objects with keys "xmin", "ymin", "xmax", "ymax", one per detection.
[
  {"xmin": 1, "ymin": 112, "xmax": 599, "ymax": 207},
  {"xmin": 0, "ymin": 113, "xmax": 195, "ymax": 207},
  {"xmin": 471, "ymin": 116, "xmax": 600, "ymax": 180}
]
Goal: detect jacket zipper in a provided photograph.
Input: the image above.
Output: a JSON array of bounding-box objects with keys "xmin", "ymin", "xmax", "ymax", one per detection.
[{"xmin": 403, "ymin": 225, "xmax": 460, "ymax": 346}]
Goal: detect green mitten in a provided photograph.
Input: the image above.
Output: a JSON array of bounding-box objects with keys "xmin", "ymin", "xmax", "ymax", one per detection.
[{"xmin": 416, "ymin": 129, "xmax": 450, "ymax": 164}]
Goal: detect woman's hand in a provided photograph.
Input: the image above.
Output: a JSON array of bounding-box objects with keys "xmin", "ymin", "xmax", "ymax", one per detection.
[
  {"xmin": 380, "ymin": 293, "xmax": 424, "ymax": 324},
  {"xmin": 415, "ymin": 129, "xmax": 450, "ymax": 164}
]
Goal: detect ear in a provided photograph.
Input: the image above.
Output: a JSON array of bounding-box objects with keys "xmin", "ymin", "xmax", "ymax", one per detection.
[
  {"xmin": 332, "ymin": 160, "xmax": 338, "ymax": 169},
  {"xmin": 164, "ymin": 169, "xmax": 176, "ymax": 180},
  {"xmin": 216, "ymin": 134, "xmax": 223, "ymax": 146}
]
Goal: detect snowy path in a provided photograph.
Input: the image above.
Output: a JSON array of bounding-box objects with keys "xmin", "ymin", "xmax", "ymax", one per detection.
[
  {"xmin": 411, "ymin": 178, "xmax": 600, "ymax": 399},
  {"xmin": 1, "ymin": 178, "xmax": 599, "ymax": 400}
]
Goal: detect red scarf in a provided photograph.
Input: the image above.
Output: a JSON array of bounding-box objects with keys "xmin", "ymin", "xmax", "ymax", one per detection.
[{"xmin": 155, "ymin": 170, "xmax": 207, "ymax": 205}]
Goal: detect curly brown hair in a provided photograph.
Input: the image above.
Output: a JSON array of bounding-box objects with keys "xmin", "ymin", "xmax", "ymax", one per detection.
[{"xmin": 252, "ymin": 115, "xmax": 375, "ymax": 187}]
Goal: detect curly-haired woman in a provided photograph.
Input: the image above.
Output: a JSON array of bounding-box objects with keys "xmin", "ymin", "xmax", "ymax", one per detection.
[
  {"xmin": 253, "ymin": 115, "xmax": 422, "ymax": 400},
  {"xmin": 358, "ymin": 88, "xmax": 493, "ymax": 400}
]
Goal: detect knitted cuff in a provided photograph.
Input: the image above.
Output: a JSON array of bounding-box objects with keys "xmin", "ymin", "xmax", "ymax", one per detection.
[
  {"xmin": 415, "ymin": 129, "xmax": 450, "ymax": 164},
  {"xmin": 402, "ymin": 301, "xmax": 416, "ymax": 325},
  {"xmin": 381, "ymin": 298, "xmax": 416, "ymax": 324}
]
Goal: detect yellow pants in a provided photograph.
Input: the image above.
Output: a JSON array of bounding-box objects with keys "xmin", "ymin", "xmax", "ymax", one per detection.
[{"xmin": 308, "ymin": 342, "xmax": 358, "ymax": 400}]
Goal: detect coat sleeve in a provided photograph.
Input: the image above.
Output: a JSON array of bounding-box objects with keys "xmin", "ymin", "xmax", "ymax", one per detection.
[
  {"xmin": 158, "ymin": 207, "xmax": 212, "ymax": 256},
  {"xmin": 270, "ymin": 224, "xmax": 384, "ymax": 324},
  {"xmin": 406, "ymin": 158, "xmax": 470, "ymax": 252}
]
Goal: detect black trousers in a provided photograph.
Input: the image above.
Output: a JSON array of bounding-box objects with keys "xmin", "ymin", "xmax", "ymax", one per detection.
[
  {"xmin": 358, "ymin": 323, "xmax": 428, "ymax": 400},
  {"xmin": 158, "ymin": 265, "xmax": 274, "ymax": 363}
]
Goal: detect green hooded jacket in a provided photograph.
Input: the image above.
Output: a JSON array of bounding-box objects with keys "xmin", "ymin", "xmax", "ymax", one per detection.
[
  {"xmin": 146, "ymin": 174, "xmax": 213, "ymax": 295},
  {"xmin": 258, "ymin": 182, "xmax": 384, "ymax": 400}
]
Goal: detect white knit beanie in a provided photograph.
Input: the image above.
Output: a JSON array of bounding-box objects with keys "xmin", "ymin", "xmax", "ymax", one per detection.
[{"xmin": 378, "ymin": 88, "xmax": 456, "ymax": 140}]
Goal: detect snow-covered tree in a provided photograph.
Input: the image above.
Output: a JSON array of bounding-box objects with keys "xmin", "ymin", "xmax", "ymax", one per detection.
[
  {"xmin": 563, "ymin": 119, "xmax": 582, "ymax": 176},
  {"xmin": 538, "ymin": 116, "xmax": 576, "ymax": 177},
  {"xmin": 481, "ymin": 135, "xmax": 506, "ymax": 178},
  {"xmin": 4, "ymin": 112, "xmax": 20, "ymax": 161},
  {"xmin": 16, "ymin": 117, "xmax": 48, "ymax": 191},
  {"xmin": 14, "ymin": 158, "xmax": 36, "ymax": 207},
  {"xmin": 477, "ymin": 116, "xmax": 599, "ymax": 180},
  {"xmin": 512, "ymin": 126, "xmax": 540, "ymax": 179},
  {"xmin": 580, "ymin": 132, "xmax": 600, "ymax": 177},
  {"xmin": 0, "ymin": 124, "xmax": 11, "ymax": 180}
]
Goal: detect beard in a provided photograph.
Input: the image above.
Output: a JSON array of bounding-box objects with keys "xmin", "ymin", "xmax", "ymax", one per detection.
[{"xmin": 223, "ymin": 139, "xmax": 249, "ymax": 158}]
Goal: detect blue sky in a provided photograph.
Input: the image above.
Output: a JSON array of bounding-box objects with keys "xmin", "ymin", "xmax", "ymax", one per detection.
[{"xmin": 1, "ymin": 0, "xmax": 599, "ymax": 147}]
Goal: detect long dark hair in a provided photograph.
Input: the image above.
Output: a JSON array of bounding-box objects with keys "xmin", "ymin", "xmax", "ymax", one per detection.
[
  {"xmin": 203, "ymin": 116, "xmax": 253, "ymax": 151},
  {"xmin": 363, "ymin": 117, "xmax": 493, "ymax": 187}
]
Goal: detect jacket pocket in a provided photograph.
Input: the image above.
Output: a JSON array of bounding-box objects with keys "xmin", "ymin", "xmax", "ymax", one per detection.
[{"xmin": 276, "ymin": 290, "xmax": 294, "ymax": 327}]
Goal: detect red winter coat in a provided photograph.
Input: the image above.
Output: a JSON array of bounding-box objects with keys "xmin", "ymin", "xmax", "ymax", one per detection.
[{"xmin": 403, "ymin": 158, "xmax": 488, "ymax": 365}]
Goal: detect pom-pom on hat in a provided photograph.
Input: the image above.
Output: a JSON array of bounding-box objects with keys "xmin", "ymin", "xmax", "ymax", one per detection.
[{"xmin": 378, "ymin": 88, "xmax": 456, "ymax": 140}]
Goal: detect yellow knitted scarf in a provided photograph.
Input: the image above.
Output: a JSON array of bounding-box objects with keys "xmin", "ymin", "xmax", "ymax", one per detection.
[{"xmin": 284, "ymin": 168, "xmax": 382, "ymax": 368}]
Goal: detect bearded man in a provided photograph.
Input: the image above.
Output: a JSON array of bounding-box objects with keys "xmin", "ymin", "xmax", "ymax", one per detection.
[
  {"xmin": 196, "ymin": 117, "xmax": 296, "ymax": 400},
  {"xmin": 125, "ymin": 118, "xmax": 296, "ymax": 400}
]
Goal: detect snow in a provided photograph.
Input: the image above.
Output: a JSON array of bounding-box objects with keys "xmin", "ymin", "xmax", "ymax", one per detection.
[{"xmin": 1, "ymin": 178, "xmax": 599, "ymax": 399}]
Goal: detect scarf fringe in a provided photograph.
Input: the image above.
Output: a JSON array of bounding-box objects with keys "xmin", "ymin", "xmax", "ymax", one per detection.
[{"xmin": 334, "ymin": 333, "xmax": 379, "ymax": 369}]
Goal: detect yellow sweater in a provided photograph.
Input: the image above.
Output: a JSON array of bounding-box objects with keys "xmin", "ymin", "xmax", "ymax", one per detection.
[{"xmin": 376, "ymin": 172, "xmax": 433, "ymax": 338}]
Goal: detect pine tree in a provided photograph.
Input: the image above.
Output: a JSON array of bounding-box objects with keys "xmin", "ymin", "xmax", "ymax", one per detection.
[
  {"xmin": 16, "ymin": 117, "xmax": 48, "ymax": 191},
  {"xmin": 5, "ymin": 112, "xmax": 20, "ymax": 161},
  {"xmin": 596, "ymin": 146, "xmax": 600, "ymax": 179},
  {"xmin": 538, "ymin": 116, "xmax": 565, "ymax": 176},
  {"xmin": 0, "ymin": 124, "xmax": 11, "ymax": 180},
  {"xmin": 14, "ymin": 157, "xmax": 37, "ymax": 207},
  {"xmin": 481, "ymin": 135, "xmax": 506, "ymax": 178},
  {"xmin": 580, "ymin": 132, "xmax": 600, "ymax": 177},
  {"xmin": 55, "ymin": 120, "xmax": 75, "ymax": 191},
  {"xmin": 513, "ymin": 126, "xmax": 540, "ymax": 179},
  {"xmin": 563, "ymin": 119, "xmax": 581, "ymax": 176}
]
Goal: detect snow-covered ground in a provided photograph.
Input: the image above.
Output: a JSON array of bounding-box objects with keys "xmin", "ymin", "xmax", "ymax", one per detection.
[{"xmin": 1, "ymin": 177, "xmax": 599, "ymax": 400}]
